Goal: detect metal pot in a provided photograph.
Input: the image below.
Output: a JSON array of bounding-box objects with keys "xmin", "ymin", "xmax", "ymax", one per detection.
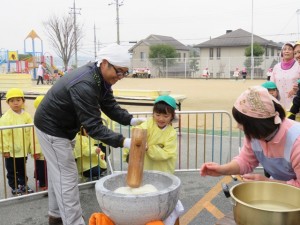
[{"xmin": 223, "ymin": 181, "xmax": 300, "ymax": 225}]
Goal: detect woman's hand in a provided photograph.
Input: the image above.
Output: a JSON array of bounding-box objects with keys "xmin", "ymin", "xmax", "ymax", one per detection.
[{"xmin": 200, "ymin": 162, "xmax": 223, "ymax": 177}]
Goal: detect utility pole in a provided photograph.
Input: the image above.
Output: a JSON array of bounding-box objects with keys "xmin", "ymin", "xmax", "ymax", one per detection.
[
  {"xmin": 297, "ymin": 9, "xmax": 300, "ymax": 40},
  {"xmin": 250, "ymin": 0, "xmax": 254, "ymax": 80},
  {"xmin": 69, "ymin": 0, "xmax": 81, "ymax": 68},
  {"xmin": 94, "ymin": 23, "xmax": 97, "ymax": 60},
  {"xmin": 109, "ymin": 0, "xmax": 124, "ymax": 44}
]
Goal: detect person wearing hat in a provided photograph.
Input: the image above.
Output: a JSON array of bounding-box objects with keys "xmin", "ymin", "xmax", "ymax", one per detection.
[
  {"xmin": 34, "ymin": 44, "xmax": 146, "ymax": 225},
  {"xmin": 270, "ymin": 42, "xmax": 300, "ymax": 109},
  {"xmin": 123, "ymin": 95, "xmax": 184, "ymax": 225},
  {"xmin": 0, "ymin": 88, "xmax": 34, "ymax": 195},
  {"xmin": 200, "ymin": 86, "xmax": 300, "ymax": 188},
  {"xmin": 123, "ymin": 95, "xmax": 177, "ymax": 174},
  {"xmin": 261, "ymin": 81, "xmax": 280, "ymax": 100}
]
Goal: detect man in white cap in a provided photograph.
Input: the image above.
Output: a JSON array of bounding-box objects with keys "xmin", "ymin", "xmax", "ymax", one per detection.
[{"xmin": 34, "ymin": 44, "xmax": 145, "ymax": 225}]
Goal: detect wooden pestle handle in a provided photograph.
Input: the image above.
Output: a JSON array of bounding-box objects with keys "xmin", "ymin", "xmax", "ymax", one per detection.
[{"xmin": 126, "ymin": 128, "xmax": 147, "ymax": 188}]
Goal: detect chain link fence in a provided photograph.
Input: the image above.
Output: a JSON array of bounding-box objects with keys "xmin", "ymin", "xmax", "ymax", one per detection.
[{"xmin": 130, "ymin": 56, "xmax": 280, "ymax": 79}]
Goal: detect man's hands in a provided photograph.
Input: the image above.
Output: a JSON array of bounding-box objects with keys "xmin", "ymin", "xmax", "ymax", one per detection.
[
  {"xmin": 130, "ymin": 117, "xmax": 147, "ymax": 126},
  {"xmin": 123, "ymin": 138, "xmax": 131, "ymax": 149}
]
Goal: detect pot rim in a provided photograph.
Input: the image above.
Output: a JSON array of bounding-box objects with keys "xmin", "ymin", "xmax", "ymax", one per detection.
[
  {"xmin": 229, "ymin": 181, "xmax": 300, "ymax": 212},
  {"xmin": 95, "ymin": 170, "xmax": 181, "ymax": 197}
]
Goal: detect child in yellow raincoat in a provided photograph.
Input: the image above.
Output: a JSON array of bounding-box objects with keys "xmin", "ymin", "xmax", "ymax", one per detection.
[
  {"xmin": 123, "ymin": 95, "xmax": 177, "ymax": 174},
  {"xmin": 33, "ymin": 95, "xmax": 48, "ymax": 191},
  {"xmin": 74, "ymin": 128, "xmax": 107, "ymax": 181},
  {"xmin": 0, "ymin": 88, "xmax": 34, "ymax": 195},
  {"xmin": 122, "ymin": 95, "xmax": 184, "ymax": 225}
]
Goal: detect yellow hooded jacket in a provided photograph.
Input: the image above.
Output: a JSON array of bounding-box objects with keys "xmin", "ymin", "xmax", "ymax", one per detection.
[
  {"xmin": 124, "ymin": 118, "xmax": 177, "ymax": 174},
  {"xmin": 0, "ymin": 109, "xmax": 32, "ymax": 157},
  {"xmin": 74, "ymin": 134, "xmax": 107, "ymax": 174}
]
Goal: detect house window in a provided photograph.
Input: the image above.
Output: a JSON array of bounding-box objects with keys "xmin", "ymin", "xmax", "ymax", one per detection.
[
  {"xmin": 177, "ymin": 52, "xmax": 181, "ymax": 62},
  {"xmin": 140, "ymin": 52, "xmax": 146, "ymax": 61},
  {"xmin": 265, "ymin": 48, "xmax": 269, "ymax": 59},
  {"xmin": 209, "ymin": 48, "xmax": 213, "ymax": 60},
  {"xmin": 271, "ymin": 48, "xmax": 274, "ymax": 56},
  {"xmin": 216, "ymin": 48, "xmax": 221, "ymax": 59}
]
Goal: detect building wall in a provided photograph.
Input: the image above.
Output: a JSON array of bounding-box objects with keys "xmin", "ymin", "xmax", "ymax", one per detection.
[
  {"xmin": 130, "ymin": 43, "xmax": 190, "ymax": 74},
  {"xmin": 198, "ymin": 46, "xmax": 281, "ymax": 78}
]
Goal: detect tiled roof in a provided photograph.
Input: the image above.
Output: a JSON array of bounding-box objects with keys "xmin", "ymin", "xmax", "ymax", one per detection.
[
  {"xmin": 196, "ymin": 29, "xmax": 280, "ymax": 48},
  {"xmin": 129, "ymin": 34, "xmax": 190, "ymax": 52}
]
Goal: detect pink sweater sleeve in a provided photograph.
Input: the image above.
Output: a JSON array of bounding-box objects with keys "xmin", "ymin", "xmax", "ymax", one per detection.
[
  {"xmin": 287, "ymin": 138, "xmax": 300, "ymax": 187},
  {"xmin": 233, "ymin": 137, "xmax": 259, "ymax": 174}
]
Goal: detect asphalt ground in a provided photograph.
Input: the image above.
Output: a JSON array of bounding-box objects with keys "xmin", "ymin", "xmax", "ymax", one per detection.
[{"xmin": 0, "ymin": 171, "xmax": 243, "ymax": 225}]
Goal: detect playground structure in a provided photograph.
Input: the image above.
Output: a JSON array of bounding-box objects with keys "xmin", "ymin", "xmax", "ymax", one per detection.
[{"xmin": 0, "ymin": 30, "xmax": 63, "ymax": 79}]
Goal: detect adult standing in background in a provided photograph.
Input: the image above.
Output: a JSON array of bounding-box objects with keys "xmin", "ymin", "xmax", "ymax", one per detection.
[
  {"xmin": 34, "ymin": 44, "xmax": 146, "ymax": 225},
  {"xmin": 266, "ymin": 68, "xmax": 273, "ymax": 81},
  {"xmin": 270, "ymin": 42, "xmax": 300, "ymax": 109},
  {"xmin": 147, "ymin": 68, "xmax": 151, "ymax": 78},
  {"xmin": 241, "ymin": 67, "xmax": 247, "ymax": 81},
  {"xmin": 202, "ymin": 67, "xmax": 209, "ymax": 80},
  {"xmin": 37, "ymin": 62, "xmax": 46, "ymax": 85},
  {"xmin": 233, "ymin": 67, "xmax": 240, "ymax": 81}
]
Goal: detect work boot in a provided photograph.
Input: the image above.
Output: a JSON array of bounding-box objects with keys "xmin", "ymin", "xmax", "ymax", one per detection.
[{"xmin": 49, "ymin": 216, "xmax": 63, "ymax": 225}]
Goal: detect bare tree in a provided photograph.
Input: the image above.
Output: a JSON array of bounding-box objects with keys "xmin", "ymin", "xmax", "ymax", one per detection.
[{"xmin": 43, "ymin": 15, "xmax": 83, "ymax": 70}]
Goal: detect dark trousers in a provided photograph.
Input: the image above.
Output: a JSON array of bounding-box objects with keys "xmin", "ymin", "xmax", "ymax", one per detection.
[
  {"xmin": 35, "ymin": 159, "xmax": 47, "ymax": 187},
  {"xmin": 5, "ymin": 157, "xmax": 27, "ymax": 189},
  {"xmin": 82, "ymin": 166, "xmax": 103, "ymax": 179},
  {"xmin": 37, "ymin": 76, "xmax": 44, "ymax": 85}
]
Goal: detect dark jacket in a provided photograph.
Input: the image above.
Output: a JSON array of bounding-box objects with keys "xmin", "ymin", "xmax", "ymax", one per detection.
[
  {"xmin": 289, "ymin": 82, "xmax": 300, "ymax": 120},
  {"xmin": 34, "ymin": 62, "xmax": 132, "ymax": 148}
]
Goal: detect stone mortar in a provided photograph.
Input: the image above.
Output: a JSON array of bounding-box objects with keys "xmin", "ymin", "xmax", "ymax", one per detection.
[{"xmin": 95, "ymin": 170, "xmax": 181, "ymax": 225}]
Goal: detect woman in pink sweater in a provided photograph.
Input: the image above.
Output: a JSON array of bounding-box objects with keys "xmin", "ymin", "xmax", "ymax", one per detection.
[
  {"xmin": 200, "ymin": 86, "xmax": 300, "ymax": 187},
  {"xmin": 270, "ymin": 42, "xmax": 300, "ymax": 110}
]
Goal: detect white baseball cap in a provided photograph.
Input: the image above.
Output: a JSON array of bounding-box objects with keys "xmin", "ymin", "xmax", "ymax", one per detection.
[{"xmin": 96, "ymin": 44, "xmax": 131, "ymax": 68}]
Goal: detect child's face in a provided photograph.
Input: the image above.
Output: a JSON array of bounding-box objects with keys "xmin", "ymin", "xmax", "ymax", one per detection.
[
  {"xmin": 294, "ymin": 45, "xmax": 300, "ymax": 64},
  {"xmin": 7, "ymin": 97, "xmax": 24, "ymax": 113},
  {"xmin": 153, "ymin": 112, "xmax": 173, "ymax": 129},
  {"xmin": 267, "ymin": 89, "xmax": 278, "ymax": 98}
]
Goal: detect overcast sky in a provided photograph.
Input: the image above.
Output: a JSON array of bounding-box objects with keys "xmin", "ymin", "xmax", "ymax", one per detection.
[{"xmin": 1, "ymin": 0, "xmax": 300, "ymax": 59}]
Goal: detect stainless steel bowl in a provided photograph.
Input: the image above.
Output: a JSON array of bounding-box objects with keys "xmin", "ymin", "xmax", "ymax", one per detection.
[{"xmin": 229, "ymin": 181, "xmax": 300, "ymax": 225}]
